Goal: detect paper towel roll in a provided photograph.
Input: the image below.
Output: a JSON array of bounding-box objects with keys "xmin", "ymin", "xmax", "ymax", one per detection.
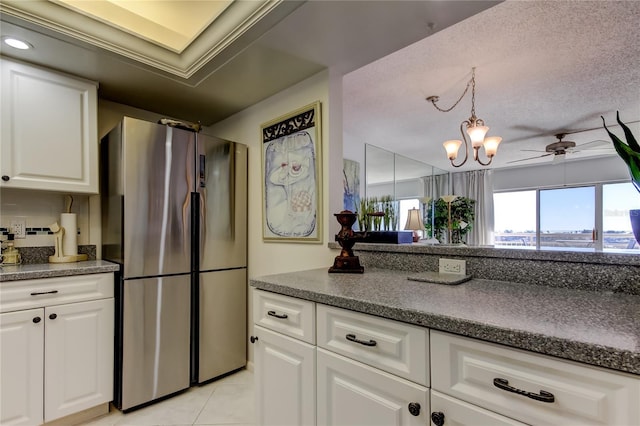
[{"xmin": 60, "ymin": 213, "xmax": 77, "ymax": 256}]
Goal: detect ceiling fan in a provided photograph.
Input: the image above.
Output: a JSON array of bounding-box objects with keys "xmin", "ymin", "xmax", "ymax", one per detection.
[{"xmin": 508, "ymin": 133, "xmax": 613, "ymax": 164}]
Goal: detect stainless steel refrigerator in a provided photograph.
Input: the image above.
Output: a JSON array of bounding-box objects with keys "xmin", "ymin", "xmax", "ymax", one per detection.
[{"xmin": 101, "ymin": 117, "xmax": 247, "ymax": 411}]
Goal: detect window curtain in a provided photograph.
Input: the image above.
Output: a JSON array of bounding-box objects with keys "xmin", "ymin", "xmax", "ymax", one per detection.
[
  {"xmin": 451, "ymin": 169, "xmax": 494, "ymax": 246},
  {"xmin": 422, "ymin": 173, "xmax": 449, "ymax": 200}
]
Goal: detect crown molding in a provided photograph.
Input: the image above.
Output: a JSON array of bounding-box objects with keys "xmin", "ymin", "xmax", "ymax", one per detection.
[{"xmin": 0, "ymin": 0, "xmax": 296, "ymax": 80}]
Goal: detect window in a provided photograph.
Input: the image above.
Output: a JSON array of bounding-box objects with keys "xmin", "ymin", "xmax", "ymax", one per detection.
[
  {"xmin": 494, "ymin": 191, "xmax": 536, "ymax": 247},
  {"xmin": 603, "ymin": 183, "xmax": 639, "ymax": 250},
  {"xmin": 494, "ymin": 182, "xmax": 639, "ymax": 251},
  {"xmin": 540, "ymin": 186, "xmax": 595, "ymax": 249}
]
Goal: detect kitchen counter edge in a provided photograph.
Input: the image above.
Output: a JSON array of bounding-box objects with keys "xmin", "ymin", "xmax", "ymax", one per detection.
[
  {"xmin": 0, "ymin": 260, "xmax": 120, "ymax": 282},
  {"xmin": 250, "ymin": 268, "xmax": 640, "ymax": 376}
]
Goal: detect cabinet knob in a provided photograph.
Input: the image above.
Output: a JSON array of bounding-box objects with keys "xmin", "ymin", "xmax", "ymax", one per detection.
[
  {"xmin": 1, "ymin": 175, "xmax": 9, "ymax": 182},
  {"xmin": 33, "ymin": 316, "xmax": 41, "ymax": 324},
  {"xmin": 407, "ymin": 402, "xmax": 421, "ymax": 416},
  {"xmin": 431, "ymin": 411, "xmax": 445, "ymax": 426},
  {"xmin": 49, "ymin": 313, "xmax": 57, "ymax": 320},
  {"xmin": 250, "ymin": 335, "xmax": 258, "ymax": 343}
]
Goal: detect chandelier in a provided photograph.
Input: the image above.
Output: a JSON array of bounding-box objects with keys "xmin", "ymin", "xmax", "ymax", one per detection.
[{"xmin": 426, "ymin": 67, "xmax": 502, "ymax": 167}]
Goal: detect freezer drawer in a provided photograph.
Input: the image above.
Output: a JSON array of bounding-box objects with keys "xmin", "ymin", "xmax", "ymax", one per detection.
[
  {"xmin": 120, "ymin": 275, "xmax": 191, "ymax": 410},
  {"xmin": 198, "ymin": 268, "xmax": 247, "ymax": 383}
]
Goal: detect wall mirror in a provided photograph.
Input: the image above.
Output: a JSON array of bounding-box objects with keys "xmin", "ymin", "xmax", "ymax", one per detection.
[
  {"xmin": 363, "ymin": 144, "xmax": 639, "ymax": 252},
  {"xmin": 363, "ymin": 144, "xmax": 449, "ymax": 237}
]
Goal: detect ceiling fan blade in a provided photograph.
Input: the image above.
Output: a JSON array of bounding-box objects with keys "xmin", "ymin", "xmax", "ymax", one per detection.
[
  {"xmin": 507, "ymin": 153, "xmax": 553, "ymax": 164},
  {"xmin": 520, "ymin": 149, "xmax": 547, "ymax": 153}
]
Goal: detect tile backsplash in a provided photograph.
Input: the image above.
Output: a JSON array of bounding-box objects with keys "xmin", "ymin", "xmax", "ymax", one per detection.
[{"xmin": 0, "ymin": 189, "xmax": 90, "ymax": 248}]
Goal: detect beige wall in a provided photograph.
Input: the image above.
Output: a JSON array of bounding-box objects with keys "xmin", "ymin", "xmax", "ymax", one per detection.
[
  {"xmin": 209, "ymin": 70, "xmax": 340, "ymax": 279},
  {"xmin": 209, "ymin": 70, "xmax": 344, "ymax": 367}
]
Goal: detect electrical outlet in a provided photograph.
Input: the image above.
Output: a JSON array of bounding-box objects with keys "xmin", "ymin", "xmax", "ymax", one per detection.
[
  {"xmin": 10, "ymin": 217, "xmax": 27, "ymax": 239},
  {"xmin": 439, "ymin": 258, "xmax": 466, "ymax": 275}
]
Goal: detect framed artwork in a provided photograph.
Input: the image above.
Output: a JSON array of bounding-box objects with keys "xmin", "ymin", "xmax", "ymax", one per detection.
[{"xmin": 261, "ymin": 101, "xmax": 322, "ymax": 242}]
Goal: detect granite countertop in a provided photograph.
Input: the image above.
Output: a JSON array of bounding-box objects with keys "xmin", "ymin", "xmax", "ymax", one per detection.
[
  {"xmin": 0, "ymin": 260, "xmax": 120, "ymax": 282},
  {"xmin": 251, "ymin": 268, "xmax": 640, "ymax": 376}
]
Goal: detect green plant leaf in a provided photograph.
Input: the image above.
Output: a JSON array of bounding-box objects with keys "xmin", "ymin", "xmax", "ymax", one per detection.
[
  {"xmin": 602, "ymin": 114, "xmax": 640, "ymax": 193},
  {"xmin": 616, "ymin": 111, "xmax": 640, "ymax": 152}
]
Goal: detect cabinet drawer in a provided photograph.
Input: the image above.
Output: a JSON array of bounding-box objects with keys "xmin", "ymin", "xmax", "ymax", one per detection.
[
  {"xmin": 317, "ymin": 304, "xmax": 428, "ymax": 386},
  {"xmin": 318, "ymin": 348, "xmax": 428, "ymax": 426},
  {"xmin": 431, "ymin": 331, "xmax": 640, "ymax": 426},
  {"xmin": 430, "ymin": 390, "xmax": 527, "ymax": 426},
  {"xmin": 253, "ymin": 289, "xmax": 315, "ymax": 344},
  {"xmin": 0, "ymin": 273, "xmax": 114, "ymax": 313}
]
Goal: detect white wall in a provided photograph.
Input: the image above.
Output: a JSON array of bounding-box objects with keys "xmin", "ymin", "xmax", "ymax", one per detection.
[{"xmin": 209, "ymin": 70, "xmax": 339, "ymax": 279}]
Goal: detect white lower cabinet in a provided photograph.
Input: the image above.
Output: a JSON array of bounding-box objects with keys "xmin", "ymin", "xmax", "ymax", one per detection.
[
  {"xmin": 253, "ymin": 290, "xmax": 640, "ymax": 426},
  {"xmin": 44, "ymin": 299, "xmax": 114, "ymax": 422},
  {"xmin": 317, "ymin": 348, "xmax": 428, "ymax": 425},
  {"xmin": 431, "ymin": 331, "xmax": 640, "ymax": 426},
  {"xmin": 430, "ymin": 390, "xmax": 527, "ymax": 426},
  {"xmin": 0, "ymin": 273, "xmax": 114, "ymax": 425},
  {"xmin": 254, "ymin": 325, "xmax": 316, "ymax": 426},
  {"xmin": 0, "ymin": 308, "xmax": 44, "ymax": 425}
]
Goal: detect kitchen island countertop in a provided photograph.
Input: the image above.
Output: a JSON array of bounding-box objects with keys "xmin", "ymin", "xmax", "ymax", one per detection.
[
  {"xmin": 0, "ymin": 260, "xmax": 119, "ymax": 282},
  {"xmin": 251, "ymin": 268, "xmax": 640, "ymax": 376}
]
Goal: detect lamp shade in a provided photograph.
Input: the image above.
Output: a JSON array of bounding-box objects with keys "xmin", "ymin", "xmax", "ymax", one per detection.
[
  {"xmin": 440, "ymin": 195, "xmax": 457, "ymax": 204},
  {"xmin": 467, "ymin": 125, "xmax": 489, "ymax": 147},
  {"xmin": 404, "ymin": 208, "xmax": 422, "ymax": 231},
  {"xmin": 483, "ymin": 136, "xmax": 502, "ymax": 157},
  {"xmin": 443, "ymin": 139, "xmax": 462, "ymax": 160}
]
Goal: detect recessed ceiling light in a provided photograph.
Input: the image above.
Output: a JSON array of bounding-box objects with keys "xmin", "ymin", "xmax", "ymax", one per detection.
[{"xmin": 2, "ymin": 37, "xmax": 33, "ymax": 50}]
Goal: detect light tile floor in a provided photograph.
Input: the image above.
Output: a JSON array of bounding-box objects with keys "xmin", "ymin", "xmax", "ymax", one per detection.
[{"xmin": 84, "ymin": 369, "xmax": 255, "ymax": 426}]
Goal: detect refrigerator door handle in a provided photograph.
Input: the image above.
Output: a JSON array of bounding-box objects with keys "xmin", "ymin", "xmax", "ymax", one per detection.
[{"xmin": 199, "ymin": 154, "xmax": 206, "ymax": 188}]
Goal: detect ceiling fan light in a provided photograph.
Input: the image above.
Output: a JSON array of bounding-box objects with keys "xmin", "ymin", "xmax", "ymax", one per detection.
[
  {"xmin": 443, "ymin": 139, "xmax": 462, "ymax": 160},
  {"xmin": 483, "ymin": 136, "xmax": 502, "ymax": 157},
  {"xmin": 467, "ymin": 125, "xmax": 489, "ymax": 146}
]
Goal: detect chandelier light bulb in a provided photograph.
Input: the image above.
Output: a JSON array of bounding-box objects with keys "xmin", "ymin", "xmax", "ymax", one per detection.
[
  {"xmin": 443, "ymin": 139, "xmax": 462, "ymax": 160},
  {"xmin": 483, "ymin": 136, "xmax": 502, "ymax": 157},
  {"xmin": 467, "ymin": 125, "xmax": 489, "ymax": 147}
]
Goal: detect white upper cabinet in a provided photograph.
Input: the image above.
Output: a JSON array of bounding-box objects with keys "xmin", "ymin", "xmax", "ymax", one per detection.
[{"xmin": 1, "ymin": 58, "xmax": 98, "ymax": 193}]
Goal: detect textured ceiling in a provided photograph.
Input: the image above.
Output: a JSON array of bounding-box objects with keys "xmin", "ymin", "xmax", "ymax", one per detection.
[
  {"xmin": 2, "ymin": 0, "xmax": 633, "ymax": 175},
  {"xmin": 0, "ymin": 1, "xmax": 497, "ymax": 127},
  {"xmin": 344, "ymin": 0, "xmax": 640, "ymax": 173}
]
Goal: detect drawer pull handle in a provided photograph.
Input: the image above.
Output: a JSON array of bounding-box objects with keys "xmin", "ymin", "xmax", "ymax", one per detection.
[
  {"xmin": 267, "ymin": 310, "xmax": 288, "ymax": 319},
  {"xmin": 30, "ymin": 290, "xmax": 59, "ymax": 296},
  {"xmin": 250, "ymin": 335, "xmax": 258, "ymax": 344},
  {"xmin": 431, "ymin": 412, "xmax": 445, "ymax": 426},
  {"xmin": 493, "ymin": 378, "xmax": 555, "ymax": 403},
  {"xmin": 346, "ymin": 333, "xmax": 377, "ymax": 347},
  {"xmin": 407, "ymin": 402, "xmax": 420, "ymax": 416}
]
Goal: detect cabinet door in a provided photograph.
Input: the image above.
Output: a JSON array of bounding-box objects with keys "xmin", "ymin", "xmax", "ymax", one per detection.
[
  {"xmin": 317, "ymin": 348, "xmax": 429, "ymax": 426},
  {"xmin": 0, "ymin": 308, "xmax": 44, "ymax": 425},
  {"xmin": 430, "ymin": 390, "xmax": 527, "ymax": 426},
  {"xmin": 44, "ymin": 298, "xmax": 114, "ymax": 422},
  {"xmin": 254, "ymin": 325, "xmax": 316, "ymax": 426},
  {"xmin": 0, "ymin": 58, "xmax": 98, "ymax": 193}
]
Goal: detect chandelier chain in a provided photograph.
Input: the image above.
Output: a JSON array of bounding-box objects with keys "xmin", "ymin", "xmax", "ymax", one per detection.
[{"xmin": 429, "ymin": 67, "xmax": 476, "ymax": 114}]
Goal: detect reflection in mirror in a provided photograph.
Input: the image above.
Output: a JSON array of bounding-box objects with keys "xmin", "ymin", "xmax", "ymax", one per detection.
[
  {"xmin": 363, "ymin": 145, "xmax": 639, "ymax": 252},
  {"xmin": 364, "ymin": 144, "xmax": 449, "ymax": 239}
]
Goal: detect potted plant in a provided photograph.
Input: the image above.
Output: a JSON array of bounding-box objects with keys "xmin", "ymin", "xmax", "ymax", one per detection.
[
  {"xmin": 602, "ymin": 112, "xmax": 640, "ymax": 245},
  {"xmin": 426, "ymin": 196, "xmax": 476, "ymax": 244}
]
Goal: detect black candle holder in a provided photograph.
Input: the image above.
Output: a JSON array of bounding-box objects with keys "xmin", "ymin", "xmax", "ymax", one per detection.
[{"xmin": 329, "ymin": 210, "xmax": 365, "ymax": 273}]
